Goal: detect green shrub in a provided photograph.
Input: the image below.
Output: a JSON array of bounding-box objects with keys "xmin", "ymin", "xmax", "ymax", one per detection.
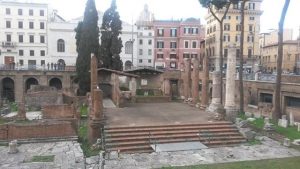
[
  {"xmin": 136, "ymin": 89, "xmax": 154, "ymax": 96},
  {"xmin": 119, "ymin": 86, "xmax": 129, "ymax": 91},
  {"xmin": 10, "ymin": 102, "xmax": 18, "ymax": 112},
  {"xmin": 80, "ymin": 105, "xmax": 88, "ymax": 117}
]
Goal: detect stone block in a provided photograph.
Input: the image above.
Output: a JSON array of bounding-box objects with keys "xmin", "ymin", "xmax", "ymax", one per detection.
[
  {"xmin": 247, "ymin": 118, "xmax": 256, "ymax": 122},
  {"xmin": 235, "ymin": 118, "xmax": 242, "ymax": 124},
  {"xmin": 292, "ymin": 139, "xmax": 300, "ymax": 146},
  {"xmin": 245, "ymin": 112, "xmax": 252, "ymax": 117},
  {"xmin": 244, "ymin": 131, "xmax": 256, "ymax": 141},
  {"xmin": 278, "ymin": 119, "xmax": 288, "ymax": 128},
  {"xmin": 289, "ymin": 112, "xmax": 294, "ymax": 126},
  {"xmin": 238, "ymin": 120, "xmax": 249, "ymax": 128},
  {"xmin": 264, "ymin": 117, "xmax": 270, "ymax": 124},
  {"xmin": 8, "ymin": 140, "xmax": 18, "ymax": 154},
  {"xmin": 283, "ymin": 138, "xmax": 291, "ymax": 147},
  {"xmin": 282, "ymin": 115, "xmax": 287, "ymax": 120},
  {"xmin": 263, "ymin": 123, "xmax": 275, "ymax": 131},
  {"xmin": 298, "ymin": 123, "xmax": 300, "ymax": 132}
]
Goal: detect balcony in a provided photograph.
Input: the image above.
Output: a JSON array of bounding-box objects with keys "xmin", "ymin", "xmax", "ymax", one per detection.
[{"xmin": 2, "ymin": 41, "xmax": 16, "ymax": 48}]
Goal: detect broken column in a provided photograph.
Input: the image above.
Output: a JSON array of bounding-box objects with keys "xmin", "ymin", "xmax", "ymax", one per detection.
[
  {"xmin": 225, "ymin": 44, "xmax": 238, "ymax": 122},
  {"xmin": 8, "ymin": 140, "xmax": 18, "ymax": 154},
  {"xmin": 201, "ymin": 54, "xmax": 209, "ymax": 109},
  {"xmin": 90, "ymin": 53, "xmax": 98, "ymax": 107},
  {"xmin": 192, "ymin": 58, "xmax": 199, "ymax": 104},
  {"xmin": 183, "ymin": 58, "xmax": 191, "ymax": 100},
  {"xmin": 17, "ymin": 95, "xmax": 26, "ymax": 120},
  {"xmin": 163, "ymin": 79, "xmax": 171, "ymax": 96}
]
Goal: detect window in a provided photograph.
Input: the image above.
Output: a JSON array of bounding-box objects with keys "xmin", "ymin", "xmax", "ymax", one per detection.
[
  {"xmin": 183, "ymin": 53, "xmax": 190, "ymax": 58},
  {"xmin": 40, "ymin": 35, "xmax": 45, "ymax": 43},
  {"xmin": 236, "ymin": 24, "xmax": 241, "ymax": 31},
  {"xmin": 157, "ymin": 41, "xmax": 164, "ymax": 48},
  {"xmin": 148, "ymin": 59, "xmax": 151, "ymax": 63},
  {"xmin": 157, "ymin": 29, "xmax": 164, "ymax": 36},
  {"xmin": 249, "ymin": 3, "xmax": 255, "ymax": 10},
  {"xmin": 41, "ymin": 60, "xmax": 45, "ymax": 66},
  {"xmin": 19, "ymin": 50, "xmax": 24, "ymax": 56},
  {"xmin": 148, "ymin": 49, "xmax": 152, "ymax": 55},
  {"xmin": 19, "ymin": 59, "xmax": 24, "ymax": 66},
  {"xmin": 57, "ymin": 39, "xmax": 65, "ymax": 52},
  {"xmin": 139, "ymin": 49, "xmax": 143, "ymax": 55},
  {"xmin": 192, "ymin": 28, "xmax": 199, "ymax": 34},
  {"xmin": 223, "ymin": 34, "xmax": 230, "ymax": 42},
  {"xmin": 6, "ymin": 8, "xmax": 11, "ymax": 15},
  {"xmin": 40, "ymin": 10, "xmax": 45, "ymax": 16},
  {"xmin": 18, "ymin": 21, "xmax": 23, "ymax": 28},
  {"xmin": 248, "ymin": 49, "xmax": 252, "ymax": 58},
  {"xmin": 225, "ymin": 16, "xmax": 231, "ymax": 20},
  {"xmin": 6, "ymin": 21, "xmax": 11, "ymax": 28},
  {"xmin": 139, "ymin": 59, "xmax": 143, "ymax": 63},
  {"xmin": 249, "ymin": 17, "xmax": 255, "ymax": 20},
  {"xmin": 236, "ymin": 16, "xmax": 241, "ymax": 20},
  {"xmin": 170, "ymin": 54, "xmax": 176, "ymax": 59},
  {"xmin": 213, "ymin": 25, "xmax": 216, "ymax": 32},
  {"xmin": 157, "ymin": 54, "xmax": 164, "ymax": 59},
  {"xmin": 184, "ymin": 27, "xmax": 189, "ymax": 34},
  {"xmin": 148, "ymin": 39, "xmax": 152, "ymax": 45},
  {"xmin": 6, "ymin": 34, "xmax": 11, "ymax": 42},
  {"xmin": 40, "ymin": 22, "xmax": 45, "ymax": 29},
  {"xmin": 29, "ymin": 22, "xmax": 34, "ymax": 29},
  {"xmin": 224, "ymin": 24, "xmax": 230, "ymax": 31},
  {"xmin": 139, "ymin": 39, "xmax": 143, "ymax": 45},
  {"xmin": 125, "ymin": 41, "xmax": 133, "ymax": 54},
  {"xmin": 40, "ymin": 50, "xmax": 45, "ymax": 56},
  {"xmin": 247, "ymin": 35, "xmax": 254, "ymax": 42},
  {"xmin": 235, "ymin": 34, "xmax": 241, "ymax": 42},
  {"xmin": 170, "ymin": 62, "xmax": 177, "ymax": 68},
  {"xmin": 224, "ymin": 49, "xmax": 228, "ymax": 58},
  {"xmin": 170, "ymin": 28, "xmax": 177, "ymax": 37},
  {"xmin": 29, "ymin": 9, "xmax": 34, "ymax": 16},
  {"xmin": 148, "ymin": 32, "xmax": 152, "ymax": 36},
  {"xmin": 260, "ymin": 93, "xmax": 272, "ymax": 103},
  {"xmin": 249, "ymin": 25, "xmax": 253, "ymax": 32},
  {"xmin": 170, "ymin": 42, "xmax": 177, "ymax": 48},
  {"xmin": 19, "ymin": 35, "xmax": 23, "ymax": 43},
  {"xmin": 30, "ymin": 50, "xmax": 35, "ymax": 56},
  {"xmin": 191, "ymin": 54, "xmax": 198, "ymax": 58},
  {"xmin": 192, "ymin": 41, "xmax": 197, "ymax": 48},
  {"xmin": 184, "ymin": 41, "xmax": 189, "ymax": 48},
  {"xmin": 18, "ymin": 9, "xmax": 23, "ymax": 15},
  {"xmin": 29, "ymin": 35, "xmax": 34, "ymax": 43}
]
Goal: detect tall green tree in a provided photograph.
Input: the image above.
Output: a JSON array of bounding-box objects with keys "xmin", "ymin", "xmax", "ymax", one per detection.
[
  {"xmin": 99, "ymin": 0, "xmax": 123, "ymax": 71},
  {"xmin": 75, "ymin": 0, "xmax": 100, "ymax": 95},
  {"xmin": 273, "ymin": 0, "xmax": 290, "ymax": 122},
  {"xmin": 199, "ymin": 0, "xmax": 238, "ymax": 105}
]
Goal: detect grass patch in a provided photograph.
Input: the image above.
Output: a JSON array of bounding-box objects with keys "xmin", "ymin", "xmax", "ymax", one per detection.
[
  {"xmin": 247, "ymin": 139, "xmax": 262, "ymax": 146},
  {"xmin": 0, "ymin": 118, "xmax": 8, "ymax": 124},
  {"xmin": 9, "ymin": 102, "xmax": 18, "ymax": 112},
  {"xmin": 80, "ymin": 105, "xmax": 88, "ymax": 117},
  {"xmin": 0, "ymin": 143, "xmax": 8, "ymax": 146},
  {"xmin": 78, "ymin": 121, "xmax": 101, "ymax": 157},
  {"xmin": 30, "ymin": 155, "xmax": 54, "ymax": 162},
  {"xmin": 161, "ymin": 157, "xmax": 300, "ymax": 169}
]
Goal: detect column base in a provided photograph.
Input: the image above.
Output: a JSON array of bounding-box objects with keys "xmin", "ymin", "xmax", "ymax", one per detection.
[
  {"xmin": 206, "ymin": 102, "xmax": 225, "ymax": 121},
  {"xmin": 225, "ymin": 106, "xmax": 238, "ymax": 122}
]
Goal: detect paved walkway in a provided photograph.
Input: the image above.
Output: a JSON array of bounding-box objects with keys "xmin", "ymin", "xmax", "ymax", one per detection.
[
  {"xmin": 104, "ymin": 137, "xmax": 300, "ymax": 169},
  {"xmin": 0, "ymin": 141, "xmax": 84, "ymax": 169},
  {"xmin": 105, "ymin": 102, "xmax": 211, "ymax": 127}
]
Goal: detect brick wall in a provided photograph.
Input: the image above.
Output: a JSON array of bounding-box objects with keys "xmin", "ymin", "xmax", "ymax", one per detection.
[
  {"xmin": 0, "ymin": 125, "xmax": 8, "ymax": 140},
  {"xmin": 0, "ymin": 121, "xmax": 76, "ymax": 140},
  {"xmin": 26, "ymin": 91, "xmax": 63, "ymax": 109},
  {"xmin": 42, "ymin": 104, "xmax": 75, "ymax": 119}
]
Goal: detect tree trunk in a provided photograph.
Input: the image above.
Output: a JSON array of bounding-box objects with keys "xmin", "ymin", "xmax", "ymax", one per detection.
[
  {"xmin": 219, "ymin": 20, "xmax": 224, "ymax": 104},
  {"xmin": 273, "ymin": 0, "xmax": 290, "ymax": 122},
  {"xmin": 239, "ymin": 0, "xmax": 246, "ymax": 114}
]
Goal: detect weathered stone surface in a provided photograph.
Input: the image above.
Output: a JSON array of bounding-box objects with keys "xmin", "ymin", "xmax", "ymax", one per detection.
[
  {"xmin": 244, "ymin": 131, "xmax": 256, "ymax": 141},
  {"xmin": 8, "ymin": 140, "xmax": 18, "ymax": 154},
  {"xmin": 298, "ymin": 123, "xmax": 300, "ymax": 132},
  {"xmin": 247, "ymin": 118, "xmax": 256, "ymax": 122},
  {"xmin": 289, "ymin": 112, "xmax": 294, "ymax": 126},
  {"xmin": 278, "ymin": 119, "xmax": 288, "ymax": 128},
  {"xmin": 283, "ymin": 138, "xmax": 291, "ymax": 147},
  {"xmin": 263, "ymin": 123, "xmax": 275, "ymax": 131},
  {"xmin": 238, "ymin": 120, "xmax": 249, "ymax": 128}
]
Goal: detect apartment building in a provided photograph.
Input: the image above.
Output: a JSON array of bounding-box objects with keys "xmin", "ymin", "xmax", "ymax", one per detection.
[
  {"xmin": 205, "ymin": 0, "xmax": 263, "ymax": 70},
  {"xmin": 153, "ymin": 18, "xmax": 204, "ymax": 70}
]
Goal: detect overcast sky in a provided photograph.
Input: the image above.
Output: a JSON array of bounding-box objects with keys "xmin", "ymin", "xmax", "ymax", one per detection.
[{"xmin": 48, "ymin": 0, "xmax": 300, "ymax": 38}]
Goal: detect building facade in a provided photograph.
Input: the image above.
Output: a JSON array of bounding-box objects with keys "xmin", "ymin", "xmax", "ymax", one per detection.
[
  {"xmin": 135, "ymin": 4, "xmax": 155, "ymax": 68},
  {"xmin": 204, "ymin": 0, "xmax": 263, "ymax": 70},
  {"xmin": 153, "ymin": 18, "xmax": 204, "ymax": 70}
]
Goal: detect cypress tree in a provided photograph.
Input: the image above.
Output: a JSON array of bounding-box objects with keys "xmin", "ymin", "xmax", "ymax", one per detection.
[
  {"xmin": 99, "ymin": 0, "xmax": 123, "ymax": 71},
  {"xmin": 75, "ymin": 0, "xmax": 100, "ymax": 95}
]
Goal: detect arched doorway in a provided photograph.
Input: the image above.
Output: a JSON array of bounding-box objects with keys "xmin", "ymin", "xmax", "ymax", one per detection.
[
  {"xmin": 2, "ymin": 77, "xmax": 14, "ymax": 102},
  {"xmin": 49, "ymin": 78, "xmax": 62, "ymax": 90},
  {"xmin": 25, "ymin": 78, "xmax": 38, "ymax": 92},
  {"xmin": 57, "ymin": 59, "xmax": 66, "ymax": 70},
  {"xmin": 124, "ymin": 60, "xmax": 132, "ymax": 70}
]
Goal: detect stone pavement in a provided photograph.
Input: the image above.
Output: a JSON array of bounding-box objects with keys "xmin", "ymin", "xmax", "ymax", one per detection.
[
  {"xmin": 104, "ymin": 137, "xmax": 300, "ymax": 169},
  {"xmin": 0, "ymin": 141, "xmax": 84, "ymax": 169},
  {"xmin": 3, "ymin": 111, "xmax": 42, "ymax": 120}
]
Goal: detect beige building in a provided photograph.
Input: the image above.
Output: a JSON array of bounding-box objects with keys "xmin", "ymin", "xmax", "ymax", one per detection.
[
  {"xmin": 204, "ymin": 0, "xmax": 263, "ymax": 70},
  {"xmin": 261, "ymin": 40, "xmax": 300, "ymax": 73}
]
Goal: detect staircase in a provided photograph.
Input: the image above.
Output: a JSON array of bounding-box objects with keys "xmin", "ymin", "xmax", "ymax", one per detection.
[{"xmin": 104, "ymin": 122, "xmax": 246, "ymax": 154}]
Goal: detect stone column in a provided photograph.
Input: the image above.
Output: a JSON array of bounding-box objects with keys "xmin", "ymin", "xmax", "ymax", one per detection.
[
  {"xmin": 192, "ymin": 58, "xmax": 199, "ymax": 104},
  {"xmin": 17, "ymin": 95, "xmax": 26, "ymax": 120},
  {"xmin": 183, "ymin": 58, "xmax": 191, "ymax": 100},
  {"xmin": 93, "ymin": 89, "xmax": 103, "ymax": 120},
  {"xmin": 201, "ymin": 55, "xmax": 209, "ymax": 109},
  {"xmin": 130, "ymin": 77, "xmax": 137, "ymax": 97},
  {"xmin": 206, "ymin": 71, "xmax": 223, "ymax": 114},
  {"xmin": 15, "ymin": 74, "xmax": 24, "ymax": 103},
  {"xmin": 225, "ymin": 44, "xmax": 238, "ymax": 121},
  {"xmin": 90, "ymin": 53, "xmax": 98, "ymax": 102}
]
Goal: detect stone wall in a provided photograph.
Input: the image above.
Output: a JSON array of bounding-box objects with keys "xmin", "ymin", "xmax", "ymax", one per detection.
[
  {"xmin": 42, "ymin": 104, "xmax": 75, "ymax": 119},
  {"xmin": 0, "ymin": 121, "xmax": 76, "ymax": 141},
  {"xmin": 26, "ymin": 91, "xmax": 63, "ymax": 109}
]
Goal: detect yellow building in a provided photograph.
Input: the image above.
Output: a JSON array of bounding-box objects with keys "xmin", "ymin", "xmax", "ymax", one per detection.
[
  {"xmin": 204, "ymin": 0, "xmax": 263, "ymax": 70},
  {"xmin": 261, "ymin": 40, "xmax": 300, "ymax": 73}
]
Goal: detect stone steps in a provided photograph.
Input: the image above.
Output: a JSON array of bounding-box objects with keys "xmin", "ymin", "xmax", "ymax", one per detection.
[{"xmin": 104, "ymin": 123, "xmax": 246, "ymax": 154}]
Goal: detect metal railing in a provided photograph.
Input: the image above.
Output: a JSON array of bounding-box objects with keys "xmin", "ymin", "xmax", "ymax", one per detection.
[
  {"xmin": 148, "ymin": 131, "xmax": 157, "ymax": 151},
  {"xmin": 0, "ymin": 64, "xmax": 76, "ymax": 71},
  {"xmin": 1, "ymin": 41, "xmax": 16, "ymax": 48}
]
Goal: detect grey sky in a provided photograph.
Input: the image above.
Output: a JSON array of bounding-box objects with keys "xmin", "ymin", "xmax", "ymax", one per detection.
[{"xmin": 49, "ymin": 0, "xmax": 300, "ymax": 37}]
